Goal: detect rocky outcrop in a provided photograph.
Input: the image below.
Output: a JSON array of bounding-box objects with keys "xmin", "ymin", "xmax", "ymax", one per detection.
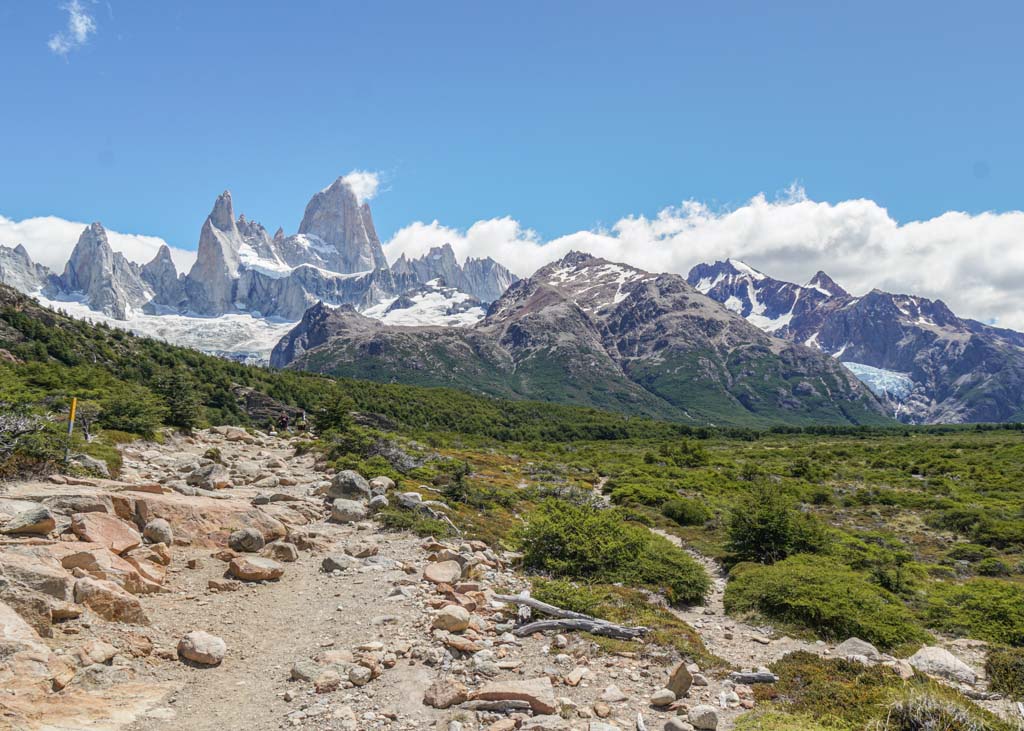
[
  {"xmin": 297, "ymin": 176, "xmax": 388, "ymax": 273},
  {"xmin": 48, "ymin": 223, "xmax": 153, "ymax": 319},
  {"xmin": 184, "ymin": 192, "xmax": 244, "ymax": 316},
  {"xmin": 0, "ymin": 244, "xmax": 50, "ymax": 293},
  {"xmin": 390, "ymin": 243, "xmax": 518, "ymax": 304},
  {"xmin": 140, "ymin": 244, "xmax": 186, "ymax": 309}
]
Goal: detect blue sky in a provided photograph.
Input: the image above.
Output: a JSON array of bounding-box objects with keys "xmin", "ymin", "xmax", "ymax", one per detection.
[{"xmin": 2, "ymin": 0, "xmax": 1022, "ymax": 254}]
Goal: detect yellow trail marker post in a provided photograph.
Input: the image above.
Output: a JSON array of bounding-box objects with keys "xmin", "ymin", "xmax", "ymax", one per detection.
[{"xmin": 65, "ymin": 397, "xmax": 77, "ymax": 463}]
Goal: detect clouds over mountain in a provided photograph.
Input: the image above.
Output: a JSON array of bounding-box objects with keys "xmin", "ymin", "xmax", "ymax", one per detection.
[
  {"xmin": 383, "ymin": 187, "xmax": 1024, "ymax": 330},
  {"xmin": 0, "ymin": 214, "xmax": 196, "ymax": 273}
]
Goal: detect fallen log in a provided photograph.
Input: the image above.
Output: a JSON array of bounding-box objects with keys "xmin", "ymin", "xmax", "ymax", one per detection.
[
  {"xmin": 728, "ymin": 671, "xmax": 778, "ymax": 684},
  {"xmin": 493, "ymin": 593, "xmax": 604, "ymax": 622},
  {"xmin": 512, "ymin": 618, "xmax": 647, "ymax": 640}
]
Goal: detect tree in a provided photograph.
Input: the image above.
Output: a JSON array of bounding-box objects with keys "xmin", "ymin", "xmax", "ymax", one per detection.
[
  {"xmin": 99, "ymin": 385, "xmax": 167, "ymax": 439},
  {"xmin": 726, "ymin": 482, "xmax": 830, "ymax": 565},
  {"xmin": 158, "ymin": 372, "xmax": 202, "ymax": 431}
]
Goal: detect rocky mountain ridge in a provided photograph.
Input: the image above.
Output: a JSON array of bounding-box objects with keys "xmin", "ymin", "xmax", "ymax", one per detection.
[
  {"xmin": 687, "ymin": 259, "xmax": 1024, "ymax": 423},
  {"xmin": 0, "ymin": 176, "xmax": 517, "ymax": 359},
  {"xmin": 272, "ymin": 252, "xmax": 888, "ymax": 427}
]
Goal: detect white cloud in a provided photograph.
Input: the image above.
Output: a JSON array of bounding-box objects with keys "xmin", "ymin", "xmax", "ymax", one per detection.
[
  {"xmin": 48, "ymin": 0, "xmax": 97, "ymax": 56},
  {"xmin": 341, "ymin": 170, "xmax": 380, "ymax": 205},
  {"xmin": 0, "ymin": 214, "xmax": 196, "ymax": 274},
  {"xmin": 384, "ymin": 187, "xmax": 1024, "ymax": 331}
]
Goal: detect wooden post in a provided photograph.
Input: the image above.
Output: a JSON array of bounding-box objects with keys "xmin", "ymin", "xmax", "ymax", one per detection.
[{"xmin": 64, "ymin": 397, "xmax": 77, "ymax": 463}]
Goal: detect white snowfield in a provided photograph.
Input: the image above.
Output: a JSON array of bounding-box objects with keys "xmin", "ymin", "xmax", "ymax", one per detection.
[{"xmin": 33, "ymin": 280, "xmax": 486, "ymax": 363}]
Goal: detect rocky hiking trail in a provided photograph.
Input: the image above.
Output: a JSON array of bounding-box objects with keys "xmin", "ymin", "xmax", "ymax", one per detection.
[{"xmin": 0, "ymin": 429, "xmax": 1016, "ymax": 731}]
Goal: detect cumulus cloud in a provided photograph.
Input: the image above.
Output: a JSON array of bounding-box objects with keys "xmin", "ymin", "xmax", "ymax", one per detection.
[
  {"xmin": 384, "ymin": 187, "xmax": 1024, "ymax": 331},
  {"xmin": 0, "ymin": 214, "xmax": 196, "ymax": 273},
  {"xmin": 341, "ymin": 170, "xmax": 380, "ymax": 205},
  {"xmin": 48, "ymin": 0, "xmax": 96, "ymax": 56}
]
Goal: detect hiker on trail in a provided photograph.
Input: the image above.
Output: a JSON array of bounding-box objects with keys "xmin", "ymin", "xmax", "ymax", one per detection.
[{"xmin": 277, "ymin": 412, "xmax": 289, "ymax": 432}]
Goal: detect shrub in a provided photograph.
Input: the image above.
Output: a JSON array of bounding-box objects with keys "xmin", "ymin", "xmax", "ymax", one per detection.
[
  {"xmin": 99, "ymin": 386, "xmax": 166, "ymax": 438},
  {"xmin": 986, "ymin": 647, "xmax": 1024, "ymax": 700},
  {"xmin": 976, "ymin": 557, "xmax": 1012, "ymax": 576},
  {"xmin": 946, "ymin": 543, "xmax": 995, "ymax": 562},
  {"xmin": 724, "ymin": 555, "xmax": 929, "ymax": 649},
  {"xmin": 662, "ymin": 497, "xmax": 710, "ymax": 526},
  {"xmin": 515, "ymin": 499, "xmax": 710, "ymax": 604},
  {"xmin": 921, "ymin": 578, "xmax": 1024, "ymax": 646},
  {"xmin": 878, "ymin": 694, "xmax": 989, "ymax": 731},
  {"xmin": 726, "ymin": 483, "xmax": 830, "ymax": 565}
]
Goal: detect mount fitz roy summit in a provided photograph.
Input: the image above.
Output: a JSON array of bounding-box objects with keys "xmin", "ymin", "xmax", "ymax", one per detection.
[
  {"xmin": 0, "ymin": 176, "xmax": 517, "ymax": 357},
  {"xmin": 688, "ymin": 259, "xmax": 1024, "ymax": 423}
]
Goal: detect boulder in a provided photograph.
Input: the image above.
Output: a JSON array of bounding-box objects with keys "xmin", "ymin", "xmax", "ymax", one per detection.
[
  {"xmin": 368, "ymin": 476, "xmax": 395, "ymax": 495},
  {"xmin": 0, "ymin": 551, "xmax": 73, "ymax": 600},
  {"xmin": 432, "ymin": 605, "xmax": 471, "ymax": 632},
  {"xmin": 2, "ymin": 506, "xmax": 56, "ymax": 536},
  {"xmin": 325, "ymin": 470, "xmax": 371, "ymax": 500},
  {"xmin": 321, "ymin": 555, "xmax": 358, "ymax": 573},
  {"xmin": 368, "ymin": 495, "xmax": 389, "ymax": 513},
  {"xmin": 423, "ymin": 677, "xmax": 469, "ymax": 709},
  {"xmin": 178, "ymin": 630, "xmax": 226, "ymax": 666},
  {"xmin": 908, "ymin": 646, "xmax": 977, "ymax": 685},
  {"xmin": 330, "ymin": 499, "xmax": 368, "ymax": 524},
  {"xmin": 688, "ymin": 705, "xmax": 718, "ymax": 730},
  {"xmin": 424, "ymin": 560, "xmax": 462, "ymax": 585},
  {"xmin": 227, "ymin": 527, "xmax": 265, "ymax": 553},
  {"xmin": 131, "ymin": 491, "xmax": 287, "ymax": 547},
  {"xmin": 666, "ymin": 660, "xmax": 693, "ymax": 696},
  {"xmin": 142, "ymin": 518, "xmax": 173, "ymax": 546},
  {"xmin": 228, "ymin": 556, "xmax": 284, "ymax": 582},
  {"xmin": 77, "ymin": 639, "xmax": 118, "ymax": 665},
  {"xmin": 470, "ymin": 677, "xmax": 558, "ymax": 714},
  {"xmin": 70, "ymin": 454, "xmax": 110, "ymax": 478},
  {"xmin": 71, "ymin": 513, "xmax": 141, "ymax": 555},
  {"xmin": 260, "ymin": 541, "xmax": 299, "ymax": 562},
  {"xmin": 73, "ymin": 577, "xmax": 149, "ymax": 625},
  {"xmin": 187, "ymin": 463, "xmax": 232, "ymax": 490},
  {"xmin": 55, "ymin": 545, "xmax": 161, "ymax": 595},
  {"xmin": 650, "ymin": 689, "xmax": 676, "ymax": 707},
  {"xmin": 835, "ymin": 637, "xmax": 882, "ymax": 661}
]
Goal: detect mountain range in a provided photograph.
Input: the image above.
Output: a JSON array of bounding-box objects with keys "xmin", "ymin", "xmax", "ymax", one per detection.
[
  {"xmin": 270, "ymin": 252, "xmax": 889, "ymax": 427},
  {"xmin": 3, "ymin": 175, "xmax": 1023, "ymax": 425},
  {"xmin": 0, "ymin": 176, "xmax": 516, "ymax": 335},
  {"xmin": 687, "ymin": 259, "xmax": 1024, "ymax": 423}
]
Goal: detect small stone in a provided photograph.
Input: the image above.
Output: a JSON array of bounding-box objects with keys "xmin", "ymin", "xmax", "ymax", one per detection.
[
  {"xmin": 688, "ymin": 705, "xmax": 718, "ymax": 730},
  {"xmin": 228, "ymin": 556, "xmax": 284, "ymax": 582},
  {"xmin": 666, "ymin": 661, "xmax": 693, "ymax": 696},
  {"xmin": 228, "ymin": 528, "xmax": 265, "ymax": 553},
  {"xmin": 432, "ymin": 605, "xmax": 471, "ymax": 632},
  {"xmin": 177, "ymin": 631, "xmax": 226, "ymax": 666},
  {"xmin": 321, "ymin": 555, "xmax": 357, "ymax": 573},
  {"xmin": 423, "ymin": 560, "xmax": 462, "ymax": 585},
  {"xmin": 650, "ymin": 688, "xmax": 676, "ymax": 707},
  {"xmin": 423, "ymin": 677, "xmax": 469, "ymax": 709},
  {"xmin": 600, "ymin": 684, "xmax": 628, "ymax": 703},
  {"xmin": 330, "ymin": 499, "xmax": 369, "ymax": 524},
  {"xmin": 261, "ymin": 541, "xmax": 299, "ymax": 562},
  {"xmin": 142, "ymin": 519, "xmax": 173, "ymax": 546}
]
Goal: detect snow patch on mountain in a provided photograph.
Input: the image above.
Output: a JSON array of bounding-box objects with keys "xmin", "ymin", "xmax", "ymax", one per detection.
[{"xmin": 362, "ymin": 279, "xmax": 485, "ymax": 327}]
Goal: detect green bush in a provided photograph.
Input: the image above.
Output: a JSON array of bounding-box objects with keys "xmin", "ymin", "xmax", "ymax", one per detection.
[
  {"xmin": 726, "ymin": 483, "xmax": 831, "ymax": 565},
  {"xmin": 976, "ymin": 557, "xmax": 1012, "ymax": 576},
  {"xmin": 724, "ymin": 555, "xmax": 929, "ymax": 649},
  {"xmin": 879, "ymin": 694, "xmax": 991, "ymax": 731},
  {"xmin": 662, "ymin": 497, "xmax": 711, "ymax": 526},
  {"xmin": 515, "ymin": 499, "xmax": 710, "ymax": 604},
  {"xmin": 921, "ymin": 578, "xmax": 1024, "ymax": 646},
  {"xmin": 99, "ymin": 386, "xmax": 166, "ymax": 438},
  {"xmin": 986, "ymin": 647, "xmax": 1024, "ymax": 700},
  {"xmin": 946, "ymin": 543, "xmax": 995, "ymax": 562}
]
